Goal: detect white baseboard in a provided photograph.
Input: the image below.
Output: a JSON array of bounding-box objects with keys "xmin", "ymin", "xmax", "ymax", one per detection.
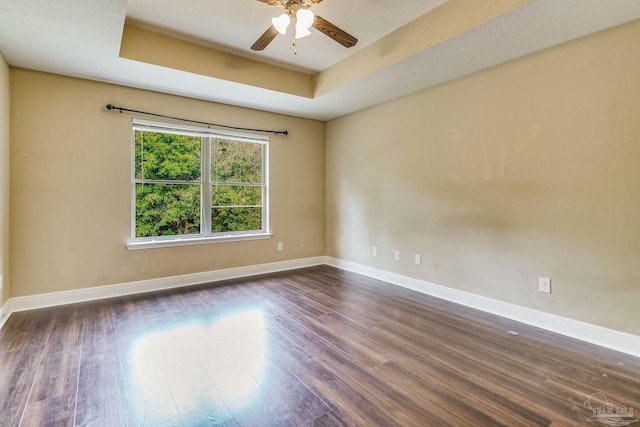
[
  {"xmin": 8, "ymin": 256, "xmax": 325, "ymax": 314},
  {"xmin": 325, "ymin": 257, "xmax": 640, "ymax": 358},
  {"xmin": 0, "ymin": 298, "xmax": 11, "ymax": 329},
  {"xmin": 2, "ymin": 255, "xmax": 638, "ymax": 358}
]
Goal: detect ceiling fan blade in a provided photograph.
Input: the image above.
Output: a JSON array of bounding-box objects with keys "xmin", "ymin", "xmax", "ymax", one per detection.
[
  {"xmin": 312, "ymin": 15, "xmax": 358, "ymax": 48},
  {"xmin": 251, "ymin": 25, "xmax": 279, "ymax": 51}
]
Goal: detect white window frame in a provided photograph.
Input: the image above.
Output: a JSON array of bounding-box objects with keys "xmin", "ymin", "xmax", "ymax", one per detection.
[{"xmin": 127, "ymin": 119, "xmax": 271, "ymax": 250}]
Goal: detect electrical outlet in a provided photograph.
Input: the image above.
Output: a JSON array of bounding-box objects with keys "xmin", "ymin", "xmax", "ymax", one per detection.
[
  {"xmin": 277, "ymin": 242, "xmax": 283, "ymax": 251},
  {"xmin": 394, "ymin": 250, "xmax": 400, "ymax": 261},
  {"xmin": 372, "ymin": 246, "xmax": 377, "ymax": 257},
  {"xmin": 415, "ymin": 255, "xmax": 421, "ymax": 265},
  {"xmin": 539, "ymin": 277, "xmax": 551, "ymax": 293}
]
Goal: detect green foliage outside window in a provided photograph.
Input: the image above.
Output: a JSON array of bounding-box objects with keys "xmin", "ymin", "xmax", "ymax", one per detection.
[
  {"xmin": 135, "ymin": 184, "xmax": 201, "ymax": 237},
  {"xmin": 211, "ymin": 186, "xmax": 262, "ymax": 232},
  {"xmin": 212, "ymin": 139, "xmax": 262, "ymax": 183},
  {"xmin": 134, "ymin": 129, "xmax": 265, "ymax": 238}
]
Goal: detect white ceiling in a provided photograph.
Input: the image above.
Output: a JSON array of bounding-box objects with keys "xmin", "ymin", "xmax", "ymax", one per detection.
[{"xmin": 1, "ymin": 0, "xmax": 639, "ymax": 121}]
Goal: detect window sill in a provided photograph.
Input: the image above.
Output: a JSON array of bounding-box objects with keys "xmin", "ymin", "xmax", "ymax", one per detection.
[{"xmin": 126, "ymin": 232, "xmax": 273, "ymax": 250}]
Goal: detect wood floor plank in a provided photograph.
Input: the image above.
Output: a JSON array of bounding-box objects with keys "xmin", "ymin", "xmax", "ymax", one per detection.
[
  {"xmin": 252, "ymin": 358, "xmax": 332, "ymax": 426},
  {"xmin": 140, "ymin": 293, "xmax": 237, "ymax": 426},
  {"xmin": 302, "ymin": 411, "xmax": 349, "ymax": 427},
  {"xmin": 255, "ymin": 282, "xmax": 391, "ymax": 369},
  {"xmin": 73, "ymin": 300, "xmax": 140, "ymax": 427},
  {"xmin": 109, "ymin": 295, "xmax": 169, "ymax": 427},
  {"xmin": 261, "ymin": 319, "xmax": 402, "ymax": 426},
  {"xmin": 0, "ymin": 346, "xmax": 45, "ymax": 427},
  {"xmin": 20, "ymin": 305, "xmax": 84, "ymax": 427},
  {"xmin": 2, "ymin": 309, "xmax": 55, "ymax": 351}
]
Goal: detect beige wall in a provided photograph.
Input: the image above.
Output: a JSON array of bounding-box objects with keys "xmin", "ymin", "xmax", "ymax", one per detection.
[
  {"xmin": 326, "ymin": 21, "xmax": 640, "ymax": 335},
  {"xmin": 0, "ymin": 53, "xmax": 9, "ymax": 308},
  {"xmin": 10, "ymin": 70, "xmax": 325, "ymax": 297}
]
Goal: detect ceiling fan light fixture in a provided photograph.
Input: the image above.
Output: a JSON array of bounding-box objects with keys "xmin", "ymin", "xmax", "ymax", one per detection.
[
  {"xmin": 272, "ymin": 13, "xmax": 291, "ymax": 35},
  {"xmin": 294, "ymin": 23, "xmax": 311, "ymax": 39},
  {"xmin": 294, "ymin": 8, "xmax": 314, "ymax": 39},
  {"xmin": 296, "ymin": 8, "xmax": 314, "ymax": 28}
]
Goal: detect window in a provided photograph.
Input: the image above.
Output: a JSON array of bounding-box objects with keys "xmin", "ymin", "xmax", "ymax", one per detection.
[{"xmin": 129, "ymin": 120, "xmax": 269, "ymax": 249}]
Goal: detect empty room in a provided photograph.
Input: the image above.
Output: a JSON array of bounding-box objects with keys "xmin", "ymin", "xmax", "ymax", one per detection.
[{"xmin": 0, "ymin": 0, "xmax": 639, "ymax": 425}]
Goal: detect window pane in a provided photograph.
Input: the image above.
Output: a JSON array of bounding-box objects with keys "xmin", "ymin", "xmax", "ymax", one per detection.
[
  {"xmin": 135, "ymin": 183, "xmax": 201, "ymax": 237},
  {"xmin": 212, "ymin": 139, "xmax": 262, "ymax": 183},
  {"xmin": 212, "ymin": 185, "xmax": 262, "ymax": 207},
  {"xmin": 211, "ymin": 207, "xmax": 262, "ymax": 233},
  {"xmin": 211, "ymin": 186, "xmax": 262, "ymax": 232},
  {"xmin": 135, "ymin": 131, "xmax": 201, "ymax": 181}
]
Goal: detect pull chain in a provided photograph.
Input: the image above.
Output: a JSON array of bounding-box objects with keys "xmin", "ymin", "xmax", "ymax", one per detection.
[{"xmin": 292, "ymin": 38, "xmax": 297, "ymax": 55}]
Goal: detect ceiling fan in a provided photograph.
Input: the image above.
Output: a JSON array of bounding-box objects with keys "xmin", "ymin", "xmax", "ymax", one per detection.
[{"xmin": 251, "ymin": 0, "xmax": 358, "ymax": 53}]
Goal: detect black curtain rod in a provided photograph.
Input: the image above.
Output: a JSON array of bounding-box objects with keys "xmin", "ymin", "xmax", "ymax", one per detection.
[{"xmin": 105, "ymin": 104, "xmax": 288, "ymax": 136}]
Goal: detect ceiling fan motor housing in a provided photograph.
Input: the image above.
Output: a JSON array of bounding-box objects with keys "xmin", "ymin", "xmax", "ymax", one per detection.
[{"xmin": 277, "ymin": 0, "xmax": 316, "ymax": 14}]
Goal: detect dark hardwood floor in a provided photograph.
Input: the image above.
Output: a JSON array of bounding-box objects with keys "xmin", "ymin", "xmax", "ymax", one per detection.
[{"xmin": 0, "ymin": 265, "xmax": 639, "ymax": 426}]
